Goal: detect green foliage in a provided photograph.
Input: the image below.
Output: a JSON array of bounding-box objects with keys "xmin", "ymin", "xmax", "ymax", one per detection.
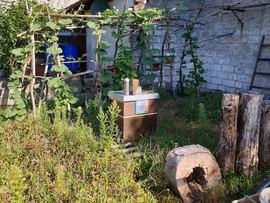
[
  {"xmin": 135, "ymin": 42, "xmax": 147, "ymax": 51},
  {"xmin": 114, "ymin": 45, "xmax": 137, "ymax": 89},
  {"xmin": 0, "ymin": 101, "xmax": 159, "ymax": 202},
  {"xmin": 0, "ymin": 0, "xmax": 56, "ymax": 77},
  {"xmin": 98, "ymin": 57, "xmax": 113, "ymax": 65},
  {"xmin": 176, "ymin": 21, "xmax": 207, "ymax": 96},
  {"xmin": 156, "ymin": 85, "xmax": 168, "ymax": 101},
  {"xmin": 182, "ymin": 92, "xmax": 222, "ymax": 124},
  {"xmin": 98, "ymin": 40, "xmax": 111, "ymax": 49},
  {"xmin": 97, "ymin": 70, "xmax": 114, "ymax": 83},
  {"xmin": 143, "ymin": 57, "xmax": 156, "ymax": 66},
  {"xmin": 145, "ymin": 73, "xmax": 157, "ymax": 82},
  {"xmin": 142, "ymin": 22, "xmax": 155, "ymax": 31}
]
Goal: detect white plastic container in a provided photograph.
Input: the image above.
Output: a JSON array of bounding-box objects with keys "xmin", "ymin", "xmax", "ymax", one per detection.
[{"xmin": 260, "ymin": 188, "xmax": 270, "ymax": 203}]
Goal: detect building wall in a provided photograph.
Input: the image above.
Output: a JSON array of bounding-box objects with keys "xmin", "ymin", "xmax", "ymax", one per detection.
[
  {"xmin": 142, "ymin": 0, "xmax": 270, "ymax": 98},
  {"xmin": 86, "ymin": 0, "xmax": 135, "ymax": 71}
]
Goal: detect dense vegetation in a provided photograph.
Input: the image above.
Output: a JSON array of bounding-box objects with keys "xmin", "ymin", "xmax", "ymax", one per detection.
[{"xmin": 0, "ymin": 93, "xmax": 269, "ymax": 202}]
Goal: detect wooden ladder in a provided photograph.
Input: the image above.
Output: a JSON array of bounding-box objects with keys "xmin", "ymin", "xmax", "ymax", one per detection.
[{"xmin": 250, "ymin": 35, "xmax": 270, "ymax": 90}]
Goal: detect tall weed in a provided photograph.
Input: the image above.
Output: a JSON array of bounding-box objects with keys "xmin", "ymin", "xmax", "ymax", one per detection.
[
  {"xmin": 0, "ymin": 101, "xmax": 156, "ymax": 202},
  {"xmin": 182, "ymin": 92, "xmax": 222, "ymax": 124}
]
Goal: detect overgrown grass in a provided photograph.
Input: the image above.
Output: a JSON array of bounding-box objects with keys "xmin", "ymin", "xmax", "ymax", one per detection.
[
  {"xmin": 0, "ymin": 93, "xmax": 270, "ymax": 202},
  {"xmin": 0, "ymin": 101, "xmax": 156, "ymax": 202},
  {"xmin": 182, "ymin": 92, "xmax": 222, "ymax": 125}
]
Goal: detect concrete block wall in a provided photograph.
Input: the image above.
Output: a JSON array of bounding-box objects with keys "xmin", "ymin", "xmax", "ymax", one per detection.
[
  {"xmin": 142, "ymin": 0, "xmax": 270, "ymax": 98},
  {"xmin": 0, "ymin": 77, "xmax": 94, "ymax": 106}
]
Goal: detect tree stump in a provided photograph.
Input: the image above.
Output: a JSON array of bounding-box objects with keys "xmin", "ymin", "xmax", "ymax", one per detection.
[
  {"xmin": 259, "ymin": 100, "xmax": 270, "ymax": 170},
  {"xmin": 236, "ymin": 90, "xmax": 264, "ymax": 176},
  {"xmin": 164, "ymin": 145, "xmax": 222, "ymax": 203},
  {"xmin": 216, "ymin": 94, "xmax": 239, "ymax": 172}
]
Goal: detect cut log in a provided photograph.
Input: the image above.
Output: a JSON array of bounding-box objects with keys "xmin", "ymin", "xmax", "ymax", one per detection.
[
  {"xmin": 236, "ymin": 90, "xmax": 264, "ymax": 176},
  {"xmin": 259, "ymin": 100, "xmax": 270, "ymax": 170},
  {"xmin": 164, "ymin": 145, "xmax": 222, "ymax": 203},
  {"xmin": 216, "ymin": 94, "xmax": 239, "ymax": 172}
]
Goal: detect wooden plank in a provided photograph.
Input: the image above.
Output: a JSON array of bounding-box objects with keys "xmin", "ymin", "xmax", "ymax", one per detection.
[
  {"xmin": 148, "ymin": 99, "xmax": 158, "ymax": 113},
  {"xmin": 117, "ymin": 114, "xmax": 158, "ymax": 142},
  {"xmin": 255, "ymin": 72, "xmax": 270, "ymax": 76},
  {"xmin": 257, "ymin": 58, "xmax": 270, "ymax": 61},
  {"xmin": 114, "ymin": 100, "xmax": 135, "ymax": 117},
  {"xmin": 252, "ymin": 86, "xmax": 270, "ymax": 90},
  {"xmin": 262, "ymin": 44, "xmax": 270, "ymax": 47}
]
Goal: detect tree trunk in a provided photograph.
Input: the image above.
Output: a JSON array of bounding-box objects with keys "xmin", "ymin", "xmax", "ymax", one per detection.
[
  {"xmin": 259, "ymin": 100, "xmax": 270, "ymax": 170},
  {"xmin": 236, "ymin": 90, "xmax": 264, "ymax": 176},
  {"xmin": 216, "ymin": 94, "xmax": 239, "ymax": 172}
]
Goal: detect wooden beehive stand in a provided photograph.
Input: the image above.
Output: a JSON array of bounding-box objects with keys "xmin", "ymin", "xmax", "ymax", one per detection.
[
  {"xmin": 216, "ymin": 90, "xmax": 270, "ymax": 177},
  {"xmin": 113, "ymin": 142, "xmax": 144, "ymax": 158}
]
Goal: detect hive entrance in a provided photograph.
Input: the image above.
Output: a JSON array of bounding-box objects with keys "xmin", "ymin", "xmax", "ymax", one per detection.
[{"xmin": 186, "ymin": 167, "xmax": 208, "ymax": 200}]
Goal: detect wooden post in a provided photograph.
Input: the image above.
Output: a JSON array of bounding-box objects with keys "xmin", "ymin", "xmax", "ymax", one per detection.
[
  {"xmin": 30, "ymin": 33, "xmax": 36, "ymax": 119},
  {"xmin": 216, "ymin": 94, "xmax": 239, "ymax": 172},
  {"xmin": 259, "ymin": 100, "xmax": 270, "ymax": 170},
  {"xmin": 236, "ymin": 90, "xmax": 263, "ymax": 176}
]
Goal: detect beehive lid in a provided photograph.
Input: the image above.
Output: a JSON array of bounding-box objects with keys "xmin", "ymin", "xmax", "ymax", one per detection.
[{"xmin": 108, "ymin": 90, "xmax": 159, "ymax": 102}]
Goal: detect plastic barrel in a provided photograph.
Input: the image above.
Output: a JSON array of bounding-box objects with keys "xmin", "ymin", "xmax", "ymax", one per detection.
[
  {"xmin": 63, "ymin": 45, "xmax": 79, "ymax": 71},
  {"xmin": 45, "ymin": 45, "xmax": 58, "ymax": 70}
]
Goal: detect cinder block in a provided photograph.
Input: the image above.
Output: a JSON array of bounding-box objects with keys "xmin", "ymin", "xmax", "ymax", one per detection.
[
  {"xmin": 222, "ymin": 13, "xmax": 235, "ymax": 21},
  {"xmin": 245, "ymin": 68, "xmax": 254, "ymax": 75},
  {"xmin": 217, "ymin": 71, "xmax": 229, "ymax": 79},
  {"xmin": 254, "ymin": 77, "xmax": 268, "ymax": 86},
  {"xmin": 163, "ymin": 76, "xmax": 171, "ymax": 83},
  {"xmin": 212, "ymin": 78, "xmax": 223, "ymax": 85},
  {"xmin": 229, "ymin": 73, "xmax": 238, "ymax": 80},
  {"xmin": 65, "ymin": 77, "xmax": 82, "ymax": 93},
  {"xmin": 235, "ymin": 81, "xmax": 243, "ymax": 89},
  {"xmin": 223, "ymin": 79, "xmax": 235, "ymax": 87},
  {"xmin": 235, "ymin": 67, "xmax": 244, "ymax": 74},
  {"xmin": 206, "ymin": 70, "xmax": 217, "ymax": 77},
  {"xmin": 217, "ymin": 85, "xmax": 226, "ymax": 92},
  {"xmin": 222, "ymin": 65, "xmax": 234, "ymax": 72},
  {"xmin": 74, "ymin": 93, "xmax": 92, "ymax": 101},
  {"xmin": 207, "ymin": 83, "xmax": 218, "ymax": 90},
  {"xmin": 237, "ymin": 75, "xmax": 252, "ymax": 83},
  {"xmin": 203, "ymin": 76, "xmax": 211, "ymax": 83},
  {"xmin": 211, "ymin": 64, "xmax": 222, "ymax": 71},
  {"xmin": 228, "ymin": 87, "xmax": 236, "ymax": 93},
  {"xmin": 244, "ymin": 9, "xmax": 260, "ymax": 19},
  {"xmin": 213, "ymin": 57, "xmax": 231, "ymax": 65}
]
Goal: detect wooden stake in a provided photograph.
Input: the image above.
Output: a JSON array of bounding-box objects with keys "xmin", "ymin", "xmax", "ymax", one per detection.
[
  {"xmin": 30, "ymin": 33, "xmax": 36, "ymax": 119},
  {"xmin": 133, "ymin": 79, "xmax": 138, "ymax": 95},
  {"xmin": 216, "ymin": 94, "xmax": 239, "ymax": 172},
  {"xmin": 236, "ymin": 90, "xmax": 264, "ymax": 176}
]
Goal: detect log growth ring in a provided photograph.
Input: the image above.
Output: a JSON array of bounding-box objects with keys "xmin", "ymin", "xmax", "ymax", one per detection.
[{"xmin": 164, "ymin": 145, "xmax": 222, "ymax": 203}]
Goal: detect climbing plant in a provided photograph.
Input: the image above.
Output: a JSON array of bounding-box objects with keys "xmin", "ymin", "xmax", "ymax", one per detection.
[{"xmin": 4, "ymin": 7, "xmax": 79, "ymax": 118}]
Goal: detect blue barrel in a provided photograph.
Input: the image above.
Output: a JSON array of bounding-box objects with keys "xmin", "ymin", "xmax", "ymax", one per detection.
[
  {"xmin": 63, "ymin": 45, "xmax": 79, "ymax": 71},
  {"xmin": 45, "ymin": 45, "xmax": 57, "ymax": 70}
]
